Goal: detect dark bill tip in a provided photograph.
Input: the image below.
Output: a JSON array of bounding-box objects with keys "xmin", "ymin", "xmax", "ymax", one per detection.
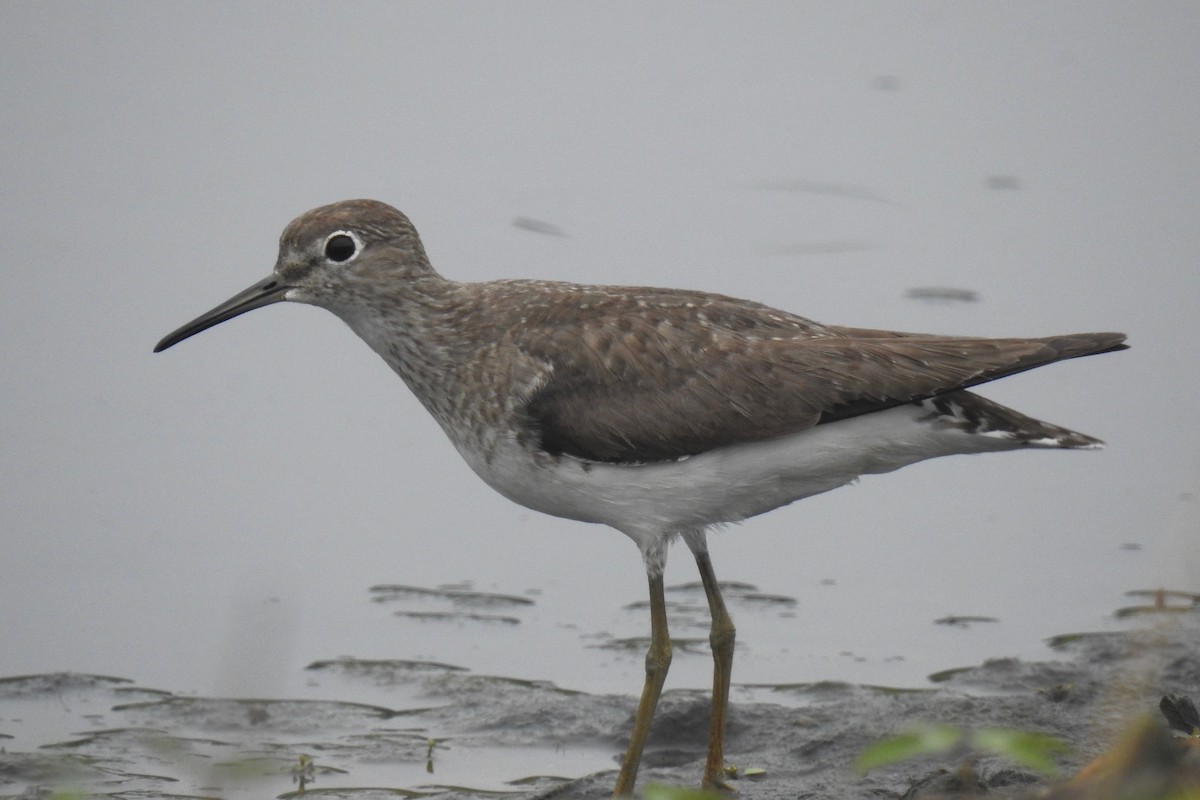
[{"xmin": 154, "ymin": 276, "xmax": 291, "ymax": 353}]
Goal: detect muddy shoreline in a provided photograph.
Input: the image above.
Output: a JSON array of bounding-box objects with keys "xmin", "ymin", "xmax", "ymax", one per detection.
[{"xmin": 1, "ymin": 614, "xmax": 1196, "ymax": 799}]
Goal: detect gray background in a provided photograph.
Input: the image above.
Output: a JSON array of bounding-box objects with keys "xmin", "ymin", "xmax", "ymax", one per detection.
[{"xmin": 2, "ymin": 2, "xmax": 1197, "ymax": 703}]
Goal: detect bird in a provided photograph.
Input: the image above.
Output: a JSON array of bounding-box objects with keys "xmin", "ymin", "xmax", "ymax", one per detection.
[{"xmin": 155, "ymin": 199, "xmax": 1127, "ymax": 795}]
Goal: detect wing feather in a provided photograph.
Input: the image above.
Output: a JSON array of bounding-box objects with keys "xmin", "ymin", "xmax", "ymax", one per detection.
[{"xmin": 491, "ymin": 282, "xmax": 1125, "ymax": 463}]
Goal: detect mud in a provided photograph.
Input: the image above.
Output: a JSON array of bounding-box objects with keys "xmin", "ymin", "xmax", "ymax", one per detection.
[{"xmin": 1, "ymin": 613, "xmax": 1196, "ymax": 799}]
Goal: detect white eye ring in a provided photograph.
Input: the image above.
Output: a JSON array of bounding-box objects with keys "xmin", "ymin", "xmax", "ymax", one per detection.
[{"xmin": 322, "ymin": 230, "xmax": 364, "ymax": 263}]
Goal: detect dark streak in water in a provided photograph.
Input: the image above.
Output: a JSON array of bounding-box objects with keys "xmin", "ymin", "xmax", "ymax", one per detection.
[
  {"xmin": 906, "ymin": 286, "xmax": 980, "ymax": 303},
  {"xmin": 754, "ymin": 179, "xmax": 896, "ymax": 205},
  {"xmin": 512, "ymin": 217, "xmax": 567, "ymax": 237}
]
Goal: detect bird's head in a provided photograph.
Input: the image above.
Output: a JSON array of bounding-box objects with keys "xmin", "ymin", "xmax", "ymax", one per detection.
[{"xmin": 154, "ymin": 199, "xmax": 432, "ymax": 352}]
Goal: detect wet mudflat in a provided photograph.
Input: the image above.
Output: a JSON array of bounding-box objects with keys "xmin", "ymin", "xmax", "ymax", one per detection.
[{"xmin": 1, "ymin": 607, "xmax": 1197, "ymax": 800}]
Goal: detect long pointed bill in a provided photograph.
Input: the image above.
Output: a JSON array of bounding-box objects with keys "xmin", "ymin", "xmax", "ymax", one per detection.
[{"xmin": 154, "ymin": 275, "xmax": 291, "ymax": 352}]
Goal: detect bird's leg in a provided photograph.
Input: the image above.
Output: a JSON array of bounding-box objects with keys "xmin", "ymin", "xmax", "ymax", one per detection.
[
  {"xmin": 685, "ymin": 531, "xmax": 736, "ymax": 792},
  {"xmin": 613, "ymin": 564, "xmax": 672, "ymax": 796}
]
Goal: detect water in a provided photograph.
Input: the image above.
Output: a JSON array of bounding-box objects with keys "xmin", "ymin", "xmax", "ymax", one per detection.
[{"xmin": 2, "ymin": 3, "xmax": 1198, "ymax": 797}]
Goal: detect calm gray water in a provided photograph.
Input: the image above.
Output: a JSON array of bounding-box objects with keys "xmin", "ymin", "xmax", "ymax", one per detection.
[{"xmin": 2, "ymin": 6, "xmax": 1197, "ymax": 795}]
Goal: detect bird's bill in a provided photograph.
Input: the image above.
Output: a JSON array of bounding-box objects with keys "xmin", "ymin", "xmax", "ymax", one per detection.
[{"xmin": 154, "ymin": 275, "xmax": 290, "ymax": 352}]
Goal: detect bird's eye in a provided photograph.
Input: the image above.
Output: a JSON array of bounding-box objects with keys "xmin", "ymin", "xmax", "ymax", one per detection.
[{"xmin": 323, "ymin": 231, "xmax": 359, "ymax": 263}]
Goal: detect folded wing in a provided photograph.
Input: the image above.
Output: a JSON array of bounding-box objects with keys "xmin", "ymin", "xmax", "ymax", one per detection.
[{"xmin": 516, "ymin": 299, "xmax": 1125, "ymax": 463}]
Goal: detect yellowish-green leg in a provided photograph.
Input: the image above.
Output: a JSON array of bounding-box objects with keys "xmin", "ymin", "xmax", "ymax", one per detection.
[
  {"xmin": 694, "ymin": 548, "xmax": 736, "ymax": 791},
  {"xmin": 613, "ymin": 571, "xmax": 672, "ymax": 797}
]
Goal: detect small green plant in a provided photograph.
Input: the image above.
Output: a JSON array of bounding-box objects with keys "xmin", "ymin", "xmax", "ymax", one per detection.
[
  {"xmin": 720, "ymin": 762, "xmax": 766, "ymax": 781},
  {"xmin": 290, "ymin": 753, "xmax": 316, "ymax": 791},
  {"xmin": 856, "ymin": 724, "xmax": 1069, "ymax": 776},
  {"xmin": 643, "ymin": 783, "xmax": 732, "ymax": 800}
]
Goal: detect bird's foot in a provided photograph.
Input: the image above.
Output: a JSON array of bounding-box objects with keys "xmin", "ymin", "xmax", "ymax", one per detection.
[{"xmin": 701, "ymin": 768, "xmax": 737, "ymax": 794}]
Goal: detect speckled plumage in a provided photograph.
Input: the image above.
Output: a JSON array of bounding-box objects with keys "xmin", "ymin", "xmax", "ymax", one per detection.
[
  {"xmin": 156, "ymin": 199, "xmax": 1128, "ymax": 795},
  {"xmin": 265, "ymin": 200, "xmax": 1126, "ymax": 467}
]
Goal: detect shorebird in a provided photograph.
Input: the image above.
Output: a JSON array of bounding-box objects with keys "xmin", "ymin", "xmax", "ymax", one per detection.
[{"xmin": 155, "ymin": 199, "xmax": 1126, "ymax": 795}]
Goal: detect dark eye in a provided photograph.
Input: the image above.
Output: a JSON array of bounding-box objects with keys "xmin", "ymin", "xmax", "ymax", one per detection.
[{"xmin": 324, "ymin": 232, "xmax": 358, "ymax": 262}]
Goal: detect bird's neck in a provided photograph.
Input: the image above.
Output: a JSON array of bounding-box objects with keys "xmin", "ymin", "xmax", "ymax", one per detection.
[{"xmin": 333, "ymin": 275, "xmax": 484, "ymax": 428}]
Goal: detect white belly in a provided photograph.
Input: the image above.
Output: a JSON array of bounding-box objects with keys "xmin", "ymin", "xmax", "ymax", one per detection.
[{"xmin": 454, "ymin": 403, "xmax": 1022, "ymax": 550}]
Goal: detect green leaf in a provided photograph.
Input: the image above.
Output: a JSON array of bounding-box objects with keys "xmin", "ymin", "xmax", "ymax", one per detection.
[
  {"xmin": 971, "ymin": 728, "xmax": 1070, "ymax": 776},
  {"xmin": 643, "ymin": 784, "xmax": 730, "ymax": 800},
  {"xmin": 855, "ymin": 725, "xmax": 963, "ymax": 773}
]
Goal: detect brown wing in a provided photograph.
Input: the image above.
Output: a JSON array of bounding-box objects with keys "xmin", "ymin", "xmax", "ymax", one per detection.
[{"xmin": 496, "ymin": 281, "xmax": 1126, "ymax": 463}]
